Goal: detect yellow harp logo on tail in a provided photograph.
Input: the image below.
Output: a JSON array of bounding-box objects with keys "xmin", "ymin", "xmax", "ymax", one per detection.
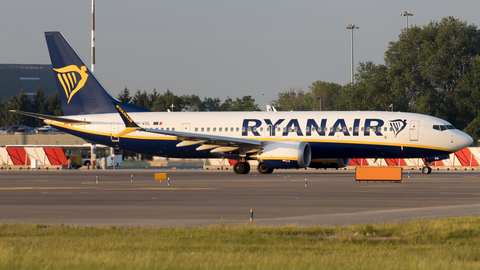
[{"xmin": 53, "ymin": 65, "xmax": 89, "ymax": 104}]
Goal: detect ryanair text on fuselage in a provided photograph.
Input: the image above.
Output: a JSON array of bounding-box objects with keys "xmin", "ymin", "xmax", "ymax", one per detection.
[{"xmin": 241, "ymin": 118, "xmax": 407, "ymax": 137}]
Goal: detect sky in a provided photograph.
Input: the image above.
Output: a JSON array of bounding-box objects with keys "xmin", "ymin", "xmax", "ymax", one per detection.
[{"xmin": 1, "ymin": 0, "xmax": 479, "ymax": 107}]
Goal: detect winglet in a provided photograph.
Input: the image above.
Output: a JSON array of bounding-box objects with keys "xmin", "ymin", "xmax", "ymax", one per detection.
[{"xmin": 113, "ymin": 102, "xmax": 141, "ymax": 137}]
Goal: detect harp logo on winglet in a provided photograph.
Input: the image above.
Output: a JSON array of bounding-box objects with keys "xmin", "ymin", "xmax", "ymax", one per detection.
[{"xmin": 53, "ymin": 65, "xmax": 89, "ymax": 104}]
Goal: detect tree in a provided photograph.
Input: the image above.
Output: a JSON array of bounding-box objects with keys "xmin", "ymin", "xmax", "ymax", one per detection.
[
  {"xmin": 131, "ymin": 90, "xmax": 150, "ymax": 109},
  {"xmin": 202, "ymin": 97, "xmax": 221, "ymax": 111},
  {"xmin": 33, "ymin": 87, "xmax": 48, "ymax": 126},
  {"xmin": 271, "ymin": 87, "xmax": 304, "ymax": 111},
  {"xmin": 181, "ymin": 94, "xmax": 203, "ymax": 111},
  {"xmin": 219, "ymin": 97, "xmax": 233, "ymax": 111},
  {"xmin": 383, "ymin": 16, "xmax": 480, "ymax": 126},
  {"xmin": 46, "ymin": 92, "xmax": 63, "ymax": 116},
  {"xmin": 231, "ymin": 96, "xmax": 260, "ymax": 111},
  {"xmin": 117, "ymin": 87, "xmax": 132, "ymax": 104},
  {"xmin": 152, "ymin": 89, "xmax": 181, "ymax": 112},
  {"xmin": 307, "ymin": 81, "xmax": 343, "ymax": 111}
]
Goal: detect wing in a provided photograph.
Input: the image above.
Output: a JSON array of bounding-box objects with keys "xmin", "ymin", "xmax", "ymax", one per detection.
[
  {"xmin": 113, "ymin": 102, "xmax": 263, "ymax": 154},
  {"xmin": 9, "ymin": 110, "xmax": 90, "ymax": 124}
]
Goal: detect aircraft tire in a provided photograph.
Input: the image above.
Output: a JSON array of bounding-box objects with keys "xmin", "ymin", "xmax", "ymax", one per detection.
[
  {"xmin": 257, "ymin": 163, "xmax": 274, "ymax": 174},
  {"xmin": 243, "ymin": 162, "xmax": 250, "ymax": 174},
  {"xmin": 422, "ymin": 166, "xmax": 432, "ymax": 174},
  {"xmin": 234, "ymin": 161, "xmax": 250, "ymax": 174}
]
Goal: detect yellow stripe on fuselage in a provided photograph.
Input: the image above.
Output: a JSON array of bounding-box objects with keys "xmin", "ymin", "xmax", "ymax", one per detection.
[{"xmin": 48, "ymin": 121, "xmax": 456, "ymax": 152}]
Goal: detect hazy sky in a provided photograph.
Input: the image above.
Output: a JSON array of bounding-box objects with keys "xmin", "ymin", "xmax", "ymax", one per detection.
[{"xmin": 1, "ymin": 0, "xmax": 479, "ymax": 106}]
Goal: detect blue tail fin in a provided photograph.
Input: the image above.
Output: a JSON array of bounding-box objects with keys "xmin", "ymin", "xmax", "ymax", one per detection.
[{"xmin": 45, "ymin": 31, "xmax": 149, "ymax": 115}]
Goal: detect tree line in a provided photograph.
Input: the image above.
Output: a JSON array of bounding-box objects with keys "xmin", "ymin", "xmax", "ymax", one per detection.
[
  {"xmin": 0, "ymin": 88, "xmax": 63, "ymax": 127},
  {"xmin": 0, "ymin": 87, "xmax": 261, "ymax": 128},
  {"xmin": 116, "ymin": 88, "xmax": 260, "ymax": 112},
  {"xmin": 2, "ymin": 16, "xmax": 479, "ymax": 144},
  {"xmin": 271, "ymin": 17, "xmax": 480, "ymax": 145}
]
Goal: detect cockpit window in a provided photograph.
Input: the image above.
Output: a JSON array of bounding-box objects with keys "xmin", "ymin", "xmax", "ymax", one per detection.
[{"xmin": 433, "ymin": 124, "xmax": 456, "ymax": 131}]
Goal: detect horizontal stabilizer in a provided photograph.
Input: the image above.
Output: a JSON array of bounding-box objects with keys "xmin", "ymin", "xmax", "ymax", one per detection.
[{"xmin": 9, "ymin": 110, "xmax": 90, "ymax": 124}]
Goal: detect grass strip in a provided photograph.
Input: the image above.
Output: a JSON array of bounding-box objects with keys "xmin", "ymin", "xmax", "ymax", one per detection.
[{"xmin": 1, "ymin": 217, "xmax": 480, "ymax": 269}]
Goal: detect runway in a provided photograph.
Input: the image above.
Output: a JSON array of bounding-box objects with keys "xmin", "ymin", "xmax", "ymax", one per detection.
[{"xmin": 1, "ymin": 169, "xmax": 480, "ymax": 227}]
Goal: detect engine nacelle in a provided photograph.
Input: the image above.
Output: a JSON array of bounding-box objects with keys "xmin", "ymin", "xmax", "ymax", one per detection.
[
  {"xmin": 308, "ymin": 158, "xmax": 350, "ymax": 169},
  {"xmin": 255, "ymin": 141, "xmax": 311, "ymax": 168}
]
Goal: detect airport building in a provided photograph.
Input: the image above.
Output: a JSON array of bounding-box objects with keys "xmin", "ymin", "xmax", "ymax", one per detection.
[{"xmin": 0, "ymin": 64, "xmax": 57, "ymax": 99}]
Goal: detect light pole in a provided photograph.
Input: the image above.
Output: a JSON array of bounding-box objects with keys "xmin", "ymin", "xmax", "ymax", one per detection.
[
  {"xmin": 91, "ymin": 0, "xmax": 95, "ymax": 72},
  {"xmin": 345, "ymin": 24, "xmax": 359, "ymax": 84},
  {"xmin": 401, "ymin": 11, "xmax": 414, "ymax": 29}
]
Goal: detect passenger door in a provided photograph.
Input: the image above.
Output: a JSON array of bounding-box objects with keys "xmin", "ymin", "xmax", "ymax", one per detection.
[{"xmin": 409, "ymin": 120, "xmax": 419, "ymax": 141}]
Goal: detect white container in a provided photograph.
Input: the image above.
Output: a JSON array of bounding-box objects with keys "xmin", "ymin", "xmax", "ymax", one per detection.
[{"xmin": 31, "ymin": 159, "xmax": 38, "ymax": 169}]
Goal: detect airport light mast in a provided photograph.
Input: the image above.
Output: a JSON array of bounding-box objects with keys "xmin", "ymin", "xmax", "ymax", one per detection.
[
  {"xmin": 345, "ymin": 24, "xmax": 359, "ymax": 84},
  {"xmin": 91, "ymin": 0, "xmax": 95, "ymax": 72},
  {"xmin": 401, "ymin": 11, "xmax": 414, "ymax": 29}
]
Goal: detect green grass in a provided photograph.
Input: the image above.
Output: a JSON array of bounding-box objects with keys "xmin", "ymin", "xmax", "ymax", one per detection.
[{"xmin": 1, "ymin": 217, "xmax": 480, "ymax": 269}]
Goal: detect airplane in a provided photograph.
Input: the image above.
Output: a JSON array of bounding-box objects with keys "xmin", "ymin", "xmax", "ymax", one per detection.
[{"xmin": 10, "ymin": 31, "xmax": 473, "ymax": 175}]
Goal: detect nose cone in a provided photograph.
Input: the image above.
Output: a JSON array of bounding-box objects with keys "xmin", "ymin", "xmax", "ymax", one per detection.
[{"xmin": 456, "ymin": 131, "xmax": 473, "ymax": 150}]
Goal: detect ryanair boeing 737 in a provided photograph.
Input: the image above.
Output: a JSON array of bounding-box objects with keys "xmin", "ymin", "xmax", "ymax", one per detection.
[{"xmin": 10, "ymin": 32, "xmax": 473, "ymax": 174}]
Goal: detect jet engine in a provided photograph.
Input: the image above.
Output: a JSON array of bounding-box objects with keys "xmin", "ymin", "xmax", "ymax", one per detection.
[{"xmin": 254, "ymin": 141, "xmax": 311, "ymax": 168}]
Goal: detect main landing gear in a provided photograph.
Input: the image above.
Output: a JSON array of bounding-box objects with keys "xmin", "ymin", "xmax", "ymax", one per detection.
[
  {"xmin": 233, "ymin": 161, "xmax": 250, "ymax": 174},
  {"xmin": 257, "ymin": 163, "xmax": 274, "ymax": 174},
  {"xmin": 422, "ymin": 166, "xmax": 432, "ymax": 174},
  {"xmin": 233, "ymin": 161, "xmax": 274, "ymax": 174}
]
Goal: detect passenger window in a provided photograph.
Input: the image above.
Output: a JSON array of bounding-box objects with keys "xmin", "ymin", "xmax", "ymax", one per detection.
[
  {"xmin": 372, "ymin": 127, "xmax": 376, "ymax": 132},
  {"xmin": 219, "ymin": 127, "xmax": 222, "ymax": 132},
  {"xmin": 384, "ymin": 127, "xmax": 387, "ymax": 132},
  {"xmin": 161, "ymin": 128, "xmax": 164, "ymax": 130},
  {"xmin": 201, "ymin": 127, "xmax": 204, "ymax": 132},
  {"xmin": 231, "ymin": 128, "xmax": 234, "ymax": 132},
  {"xmin": 306, "ymin": 127, "xmax": 310, "ymax": 132},
  {"xmin": 225, "ymin": 127, "xmax": 228, "ymax": 131},
  {"xmin": 253, "ymin": 127, "xmax": 256, "ymax": 132},
  {"xmin": 172, "ymin": 128, "xmax": 175, "ymax": 131},
  {"xmin": 207, "ymin": 127, "xmax": 210, "ymax": 132},
  {"xmin": 236, "ymin": 127, "xmax": 239, "ymax": 132},
  {"xmin": 166, "ymin": 128, "xmax": 170, "ymax": 131},
  {"xmin": 349, "ymin": 127, "xmax": 352, "ymax": 132},
  {"xmin": 355, "ymin": 127, "xmax": 359, "ymax": 132},
  {"xmin": 390, "ymin": 127, "xmax": 393, "ymax": 131},
  {"xmin": 260, "ymin": 127, "xmax": 263, "ymax": 132},
  {"xmin": 248, "ymin": 127, "xmax": 251, "ymax": 132},
  {"xmin": 283, "ymin": 127, "xmax": 287, "ymax": 132},
  {"xmin": 342, "ymin": 127, "xmax": 346, "ymax": 132},
  {"xmin": 330, "ymin": 127, "xmax": 333, "ymax": 132},
  {"xmin": 324, "ymin": 127, "xmax": 328, "ymax": 132},
  {"xmin": 195, "ymin": 127, "xmax": 198, "ymax": 132},
  {"xmin": 361, "ymin": 127, "xmax": 364, "ymax": 131},
  {"xmin": 242, "ymin": 127, "xmax": 245, "ymax": 132},
  {"xmin": 213, "ymin": 127, "xmax": 216, "ymax": 132}
]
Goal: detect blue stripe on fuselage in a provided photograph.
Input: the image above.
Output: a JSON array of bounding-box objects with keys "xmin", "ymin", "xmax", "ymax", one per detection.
[{"xmin": 52, "ymin": 125, "xmax": 451, "ymax": 159}]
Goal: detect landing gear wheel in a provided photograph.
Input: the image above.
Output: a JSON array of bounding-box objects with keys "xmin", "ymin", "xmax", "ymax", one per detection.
[
  {"xmin": 233, "ymin": 161, "xmax": 250, "ymax": 174},
  {"xmin": 422, "ymin": 166, "xmax": 432, "ymax": 174},
  {"xmin": 257, "ymin": 163, "xmax": 274, "ymax": 174}
]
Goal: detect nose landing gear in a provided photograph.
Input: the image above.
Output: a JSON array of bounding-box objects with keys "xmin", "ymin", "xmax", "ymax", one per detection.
[{"xmin": 422, "ymin": 166, "xmax": 432, "ymax": 174}]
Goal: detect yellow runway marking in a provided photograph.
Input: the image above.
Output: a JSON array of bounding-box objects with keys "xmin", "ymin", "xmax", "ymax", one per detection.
[{"xmin": 0, "ymin": 187, "xmax": 217, "ymax": 191}]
